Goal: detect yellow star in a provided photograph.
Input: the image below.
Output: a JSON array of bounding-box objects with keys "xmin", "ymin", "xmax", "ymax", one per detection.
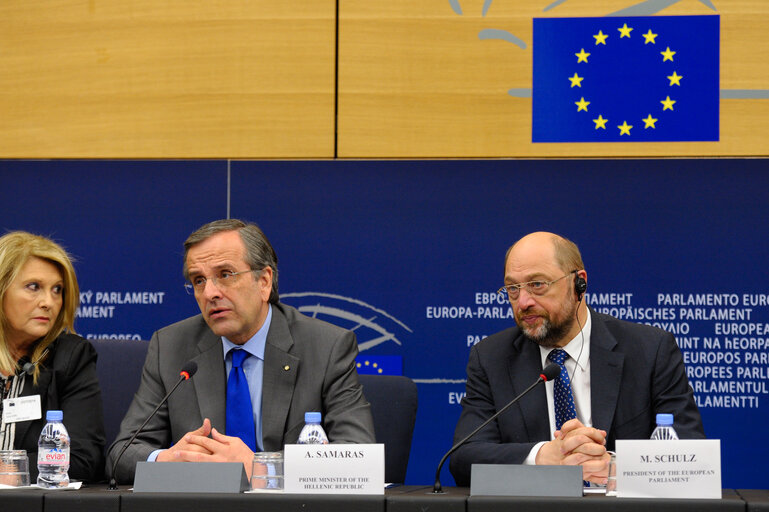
[
  {"xmin": 575, "ymin": 48, "xmax": 591, "ymax": 63},
  {"xmin": 618, "ymin": 121, "xmax": 633, "ymax": 135},
  {"xmin": 593, "ymin": 30, "xmax": 608, "ymax": 45},
  {"xmin": 661, "ymin": 96, "xmax": 676, "ymax": 110},
  {"xmin": 575, "ymin": 97, "xmax": 590, "ymax": 112},
  {"xmin": 667, "ymin": 71, "xmax": 683, "ymax": 86},
  {"xmin": 568, "ymin": 73, "xmax": 584, "ymax": 88},
  {"xmin": 593, "ymin": 115, "xmax": 608, "ymax": 129},
  {"xmin": 618, "ymin": 23, "xmax": 633, "ymax": 38},
  {"xmin": 661, "ymin": 47, "xmax": 676, "ymax": 62},
  {"xmin": 642, "ymin": 29, "xmax": 657, "ymax": 44},
  {"xmin": 642, "ymin": 114, "xmax": 658, "ymax": 129}
]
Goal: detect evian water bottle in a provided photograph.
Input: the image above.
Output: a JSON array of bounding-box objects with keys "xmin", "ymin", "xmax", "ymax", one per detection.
[
  {"xmin": 37, "ymin": 410, "xmax": 70, "ymax": 488},
  {"xmin": 650, "ymin": 413, "xmax": 679, "ymax": 440},
  {"xmin": 297, "ymin": 412, "xmax": 329, "ymax": 444}
]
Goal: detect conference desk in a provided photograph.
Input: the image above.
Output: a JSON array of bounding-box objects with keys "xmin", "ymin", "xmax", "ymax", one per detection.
[
  {"xmin": 0, "ymin": 486, "xmax": 766, "ymax": 512},
  {"xmin": 738, "ymin": 490, "xmax": 769, "ymax": 512}
]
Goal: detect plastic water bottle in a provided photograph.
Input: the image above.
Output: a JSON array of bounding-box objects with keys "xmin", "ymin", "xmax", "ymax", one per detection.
[
  {"xmin": 37, "ymin": 410, "xmax": 70, "ymax": 488},
  {"xmin": 650, "ymin": 413, "xmax": 679, "ymax": 440},
  {"xmin": 297, "ymin": 412, "xmax": 329, "ymax": 444}
]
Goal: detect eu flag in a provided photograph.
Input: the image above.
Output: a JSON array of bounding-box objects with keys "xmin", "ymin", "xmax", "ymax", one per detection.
[
  {"xmin": 355, "ymin": 355, "xmax": 402, "ymax": 375},
  {"xmin": 532, "ymin": 15, "xmax": 719, "ymax": 142}
]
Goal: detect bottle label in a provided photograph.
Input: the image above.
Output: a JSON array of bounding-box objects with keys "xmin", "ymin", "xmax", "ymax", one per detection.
[
  {"xmin": 38, "ymin": 448, "xmax": 70, "ymax": 465},
  {"xmin": 298, "ymin": 426, "xmax": 329, "ymax": 444}
]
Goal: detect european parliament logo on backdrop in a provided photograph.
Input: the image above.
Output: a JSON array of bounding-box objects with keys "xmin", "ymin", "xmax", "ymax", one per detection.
[
  {"xmin": 281, "ymin": 291, "xmax": 410, "ymax": 376},
  {"xmin": 532, "ymin": 15, "xmax": 719, "ymax": 143}
]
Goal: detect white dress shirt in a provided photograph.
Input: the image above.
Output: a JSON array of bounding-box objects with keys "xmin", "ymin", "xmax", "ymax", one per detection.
[{"xmin": 524, "ymin": 309, "xmax": 592, "ymax": 464}]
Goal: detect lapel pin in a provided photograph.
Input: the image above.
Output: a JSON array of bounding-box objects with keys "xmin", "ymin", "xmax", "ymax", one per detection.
[{"xmin": 283, "ymin": 365, "xmax": 290, "ymax": 371}]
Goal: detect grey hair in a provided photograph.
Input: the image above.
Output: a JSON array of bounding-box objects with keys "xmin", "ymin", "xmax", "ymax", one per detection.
[{"xmin": 183, "ymin": 219, "xmax": 279, "ymax": 303}]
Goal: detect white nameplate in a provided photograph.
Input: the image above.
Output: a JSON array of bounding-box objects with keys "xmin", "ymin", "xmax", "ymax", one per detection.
[
  {"xmin": 615, "ymin": 439, "xmax": 721, "ymax": 499},
  {"xmin": 2, "ymin": 395, "xmax": 42, "ymax": 423},
  {"xmin": 284, "ymin": 444, "xmax": 384, "ymax": 494}
]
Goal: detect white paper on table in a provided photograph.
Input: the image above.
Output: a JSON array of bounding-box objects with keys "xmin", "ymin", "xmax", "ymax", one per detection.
[{"xmin": 0, "ymin": 481, "xmax": 84, "ymax": 491}]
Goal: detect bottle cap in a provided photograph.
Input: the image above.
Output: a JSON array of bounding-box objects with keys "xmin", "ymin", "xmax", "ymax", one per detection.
[
  {"xmin": 46, "ymin": 410, "xmax": 64, "ymax": 421},
  {"xmin": 304, "ymin": 411, "xmax": 322, "ymax": 423},
  {"xmin": 655, "ymin": 413, "xmax": 674, "ymax": 426}
]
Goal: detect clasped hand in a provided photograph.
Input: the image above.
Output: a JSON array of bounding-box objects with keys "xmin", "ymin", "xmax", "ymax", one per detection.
[
  {"xmin": 155, "ymin": 418, "xmax": 255, "ymax": 477},
  {"xmin": 535, "ymin": 418, "xmax": 610, "ymax": 484}
]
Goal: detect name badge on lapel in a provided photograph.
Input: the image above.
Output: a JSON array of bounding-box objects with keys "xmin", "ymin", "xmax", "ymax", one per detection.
[{"xmin": 3, "ymin": 395, "xmax": 42, "ymax": 423}]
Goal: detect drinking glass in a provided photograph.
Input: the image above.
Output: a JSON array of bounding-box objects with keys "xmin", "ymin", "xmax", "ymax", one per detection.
[
  {"xmin": 251, "ymin": 452, "xmax": 283, "ymax": 491},
  {"xmin": 0, "ymin": 450, "xmax": 30, "ymax": 487},
  {"xmin": 605, "ymin": 451, "xmax": 617, "ymax": 497}
]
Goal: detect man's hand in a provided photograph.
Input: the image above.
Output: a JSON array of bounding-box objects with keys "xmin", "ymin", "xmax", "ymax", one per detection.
[
  {"xmin": 156, "ymin": 418, "xmax": 214, "ymax": 462},
  {"xmin": 581, "ymin": 452, "xmax": 611, "ymax": 484},
  {"xmin": 535, "ymin": 418, "xmax": 609, "ymax": 482},
  {"xmin": 176, "ymin": 427, "xmax": 255, "ymax": 477},
  {"xmin": 558, "ymin": 418, "xmax": 607, "ymax": 457}
]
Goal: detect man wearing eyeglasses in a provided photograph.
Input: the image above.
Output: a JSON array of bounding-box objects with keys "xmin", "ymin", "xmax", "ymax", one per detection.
[
  {"xmin": 449, "ymin": 231, "xmax": 704, "ymax": 487},
  {"xmin": 107, "ymin": 219, "xmax": 375, "ymax": 484}
]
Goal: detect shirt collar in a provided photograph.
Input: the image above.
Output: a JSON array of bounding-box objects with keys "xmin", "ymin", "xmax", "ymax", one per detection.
[
  {"xmin": 221, "ymin": 304, "xmax": 272, "ymax": 361},
  {"xmin": 539, "ymin": 307, "xmax": 592, "ymax": 371}
]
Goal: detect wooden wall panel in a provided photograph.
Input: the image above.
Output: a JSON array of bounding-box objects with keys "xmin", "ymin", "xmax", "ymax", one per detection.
[
  {"xmin": 0, "ymin": 2, "xmax": 335, "ymax": 158},
  {"xmin": 338, "ymin": 0, "xmax": 769, "ymax": 157},
  {"xmin": 3, "ymin": 1, "xmax": 768, "ymax": 158}
]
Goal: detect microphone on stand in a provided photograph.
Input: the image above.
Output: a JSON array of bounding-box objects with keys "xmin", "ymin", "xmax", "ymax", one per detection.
[
  {"xmin": 108, "ymin": 361, "xmax": 198, "ymax": 490},
  {"xmin": 432, "ymin": 362, "xmax": 561, "ymax": 493}
]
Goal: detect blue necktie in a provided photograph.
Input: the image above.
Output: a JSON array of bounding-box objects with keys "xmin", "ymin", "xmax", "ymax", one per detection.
[
  {"xmin": 548, "ymin": 348, "xmax": 577, "ymax": 431},
  {"xmin": 226, "ymin": 349, "xmax": 257, "ymax": 451}
]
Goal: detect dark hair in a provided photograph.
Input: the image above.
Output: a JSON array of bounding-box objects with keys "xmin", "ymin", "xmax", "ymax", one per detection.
[{"xmin": 183, "ymin": 219, "xmax": 279, "ymax": 303}]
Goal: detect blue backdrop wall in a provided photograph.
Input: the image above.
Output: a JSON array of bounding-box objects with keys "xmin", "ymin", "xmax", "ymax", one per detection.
[{"xmin": 1, "ymin": 159, "xmax": 767, "ymax": 488}]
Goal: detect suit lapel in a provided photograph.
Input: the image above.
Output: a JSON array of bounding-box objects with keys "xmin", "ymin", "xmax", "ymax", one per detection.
[
  {"xmin": 261, "ymin": 306, "xmax": 299, "ymax": 451},
  {"xmin": 589, "ymin": 311, "xmax": 624, "ymax": 432},
  {"xmin": 193, "ymin": 330, "xmax": 226, "ymax": 429},
  {"xmin": 508, "ymin": 334, "xmax": 551, "ymax": 440}
]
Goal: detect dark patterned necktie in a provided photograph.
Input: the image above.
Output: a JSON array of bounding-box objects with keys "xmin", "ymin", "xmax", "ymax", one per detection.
[{"xmin": 548, "ymin": 348, "xmax": 577, "ymax": 430}]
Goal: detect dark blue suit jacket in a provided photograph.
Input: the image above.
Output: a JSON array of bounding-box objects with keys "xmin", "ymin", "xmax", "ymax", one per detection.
[{"xmin": 449, "ymin": 308, "xmax": 704, "ymax": 486}]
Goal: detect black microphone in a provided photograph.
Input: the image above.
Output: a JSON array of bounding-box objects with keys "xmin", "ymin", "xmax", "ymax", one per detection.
[
  {"xmin": 432, "ymin": 362, "xmax": 561, "ymax": 493},
  {"xmin": 18, "ymin": 349, "xmax": 50, "ymax": 376},
  {"xmin": 19, "ymin": 358, "xmax": 34, "ymax": 375},
  {"xmin": 108, "ymin": 361, "xmax": 198, "ymax": 490}
]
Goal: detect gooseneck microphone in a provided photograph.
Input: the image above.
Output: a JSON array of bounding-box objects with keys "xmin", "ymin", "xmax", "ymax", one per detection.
[
  {"xmin": 19, "ymin": 348, "xmax": 50, "ymax": 375},
  {"xmin": 432, "ymin": 362, "xmax": 561, "ymax": 493},
  {"xmin": 108, "ymin": 361, "xmax": 198, "ymax": 490},
  {"xmin": 21, "ymin": 361, "xmax": 35, "ymax": 375}
]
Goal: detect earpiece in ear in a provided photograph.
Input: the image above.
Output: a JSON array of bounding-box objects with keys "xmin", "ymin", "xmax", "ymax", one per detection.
[{"xmin": 574, "ymin": 273, "xmax": 587, "ymax": 301}]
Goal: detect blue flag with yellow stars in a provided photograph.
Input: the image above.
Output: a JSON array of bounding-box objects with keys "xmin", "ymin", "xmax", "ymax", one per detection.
[
  {"xmin": 532, "ymin": 15, "xmax": 719, "ymax": 143},
  {"xmin": 355, "ymin": 355, "xmax": 402, "ymax": 375}
]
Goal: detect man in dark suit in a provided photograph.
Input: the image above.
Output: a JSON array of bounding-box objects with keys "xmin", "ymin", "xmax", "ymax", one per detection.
[
  {"xmin": 450, "ymin": 232, "xmax": 704, "ymax": 487},
  {"xmin": 107, "ymin": 219, "xmax": 375, "ymax": 483}
]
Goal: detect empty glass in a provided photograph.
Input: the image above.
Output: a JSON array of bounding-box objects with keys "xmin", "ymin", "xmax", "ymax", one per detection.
[
  {"xmin": 251, "ymin": 452, "xmax": 283, "ymax": 491},
  {"xmin": 0, "ymin": 450, "xmax": 30, "ymax": 487},
  {"xmin": 605, "ymin": 451, "xmax": 617, "ymax": 496}
]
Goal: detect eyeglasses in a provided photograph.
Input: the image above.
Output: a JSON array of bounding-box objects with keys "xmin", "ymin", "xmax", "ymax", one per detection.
[
  {"xmin": 184, "ymin": 269, "xmax": 260, "ymax": 294},
  {"xmin": 497, "ymin": 271, "xmax": 576, "ymax": 300}
]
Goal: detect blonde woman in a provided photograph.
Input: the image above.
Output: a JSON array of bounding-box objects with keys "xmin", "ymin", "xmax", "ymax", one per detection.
[{"xmin": 0, "ymin": 231, "xmax": 104, "ymax": 483}]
